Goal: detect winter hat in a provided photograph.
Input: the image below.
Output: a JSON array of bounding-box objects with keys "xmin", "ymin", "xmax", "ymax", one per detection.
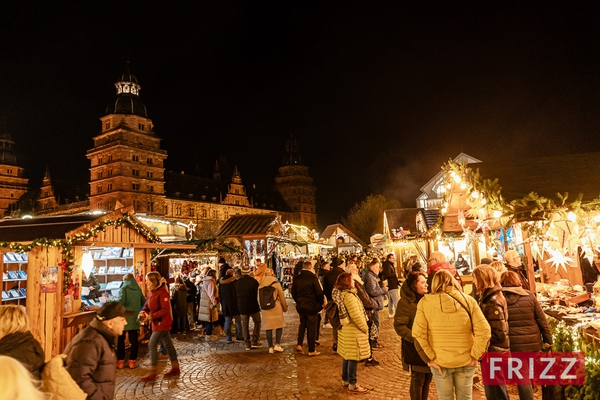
[
  {"xmin": 218, "ymin": 257, "xmax": 227, "ymax": 264},
  {"xmin": 241, "ymin": 265, "xmax": 252, "ymax": 275},
  {"xmin": 96, "ymin": 301, "xmax": 134, "ymax": 321},
  {"xmin": 480, "ymin": 257, "xmax": 493, "ymax": 265}
]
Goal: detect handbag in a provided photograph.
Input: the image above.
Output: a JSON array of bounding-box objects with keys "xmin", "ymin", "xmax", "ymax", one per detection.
[{"xmin": 446, "ymin": 292, "xmax": 474, "ymax": 333}]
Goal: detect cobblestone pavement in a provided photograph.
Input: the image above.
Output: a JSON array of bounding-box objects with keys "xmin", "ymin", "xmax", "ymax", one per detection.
[{"xmin": 115, "ymin": 299, "xmax": 540, "ymax": 399}]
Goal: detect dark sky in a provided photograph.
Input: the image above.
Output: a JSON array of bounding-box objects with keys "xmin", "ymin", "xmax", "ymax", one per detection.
[{"xmin": 1, "ymin": 2, "xmax": 600, "ymax": 230}]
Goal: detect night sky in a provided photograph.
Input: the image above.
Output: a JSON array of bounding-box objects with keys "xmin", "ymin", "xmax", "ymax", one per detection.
[{"xmin": 1, "ymin": 2, "xmax": 600, "ymax": 229}]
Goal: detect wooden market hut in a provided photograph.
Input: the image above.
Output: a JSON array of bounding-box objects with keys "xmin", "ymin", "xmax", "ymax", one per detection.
[
  {"xmin": 319, "ymin": 223, "xmax": 368, "ymax": 254},
  {"xmin": 0, "ymin": 207, "xmax": 192, "ymax": 358}
]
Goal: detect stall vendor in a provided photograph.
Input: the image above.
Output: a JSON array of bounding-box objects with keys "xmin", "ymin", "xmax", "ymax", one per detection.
[{"xmin": 82, "ymin": 272, "xmax": 101, "ymax": 300}]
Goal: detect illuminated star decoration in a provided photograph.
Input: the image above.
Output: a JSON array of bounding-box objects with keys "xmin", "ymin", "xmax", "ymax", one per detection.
[
  {"xmin": 544, "ymin": 248, "xmax": 575, "ymax": 274},
  {"xmin": 186, "ymin": 221, "xmax": 197, "ymax": 240}
]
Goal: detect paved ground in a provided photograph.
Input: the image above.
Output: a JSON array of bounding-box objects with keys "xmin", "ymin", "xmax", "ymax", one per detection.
[{"xmin": 115, "ymin": 299, "xmax": 540, "ymax": 399}]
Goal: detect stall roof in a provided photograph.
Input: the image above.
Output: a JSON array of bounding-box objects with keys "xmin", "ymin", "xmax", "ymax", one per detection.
[
  {"xmin": 0, "ymin": 214, "xmax": 99, "ymax": 242},
  {"xmin": 216, "ymin": 213, "xmax": 279, "ymax": 237},
  {"xmin": 474, "ymin": 151, "xmax": 600, "ymax": 203},
  {"xmin": 320, "ymin": 223, "xmax": 367, "ymax": 248},
  {"xmin": 384, "ymin": 208, "xmax": 439, "ymax": 236}
]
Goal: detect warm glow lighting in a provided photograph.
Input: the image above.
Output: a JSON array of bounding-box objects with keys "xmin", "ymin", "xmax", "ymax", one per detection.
[
  {"xmin": 82, "ymin": 251, "xmax": 94, "ymax": 278},
  {"xmin": 493, "ymin": 211, "xmax": 502, "ymax": 219},
  {"xmin": 594, "ymin": 215, "xmax": 600, "ymax": 223},
  {"xmin": 460, "ymin": 182, "xmax": 466, "ymax": 189},
  {"xmin": 481, "ymin": 198, "xmax": 487, "ymax": 205},
  {"xmin": 567, "ymin": 211, "xmax": 577, "ymax": 222},
  {"xmin": 471, "ymin": 191, "xmax": 479, "ymax": 199},
  {"xmin": 453, "ymin": 174, "xmax": 461, "ymax": 183},
  {"xmin": 441, "ymin": 207, "xmax": 447, "ymax": 213},
  {"xmin": 22, "ymin": 215, "xmax": 33, "ymax": 219}
]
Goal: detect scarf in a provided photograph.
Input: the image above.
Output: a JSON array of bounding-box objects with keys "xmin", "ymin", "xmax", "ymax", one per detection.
[{"xmin": 332, "ymin": 287, "xmax": 368, "ymax": 328}]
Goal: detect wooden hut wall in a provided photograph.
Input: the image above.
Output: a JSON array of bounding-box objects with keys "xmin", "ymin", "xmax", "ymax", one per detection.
[
  {"xmin": 539, "ymin": 250, "xmax": 583, "ymax": 286},
  {"xmin": 26, "ymin": 246, "xmax": 63, "ymax": 361}
]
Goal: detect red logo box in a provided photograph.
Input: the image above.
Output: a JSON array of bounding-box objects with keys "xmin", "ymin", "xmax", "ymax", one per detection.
[{"xmin": 481, "ymin": 352, "xmax": 585, "ymax": 386}]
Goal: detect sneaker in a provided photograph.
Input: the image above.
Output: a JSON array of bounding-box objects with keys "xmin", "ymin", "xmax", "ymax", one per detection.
[
  {"xmin": 226, "ymin": 339, "xmax": 233, "ymax": 344},
  {"xmin": 348, "ymin": 386, "xmax": 369, "ymax": 394},
  {"xmin": 236, "ymin": 338, "xmax": 245, "ymax": 343},
  {"xmin": 269, "ymin": 347, "xmax": 274, "ymax": 354},
  {"xmin": 206, "ymin": 335, "xmax": 218, "ymax": 341},
  {"xmin": 323, "ymin": 323, "xmax": 333, "ymax": 329},
  {"xmin": 273, "ymin": 344, "xmax": 284, "ymax": 352},
  {"xmin": 371, "ymin": 343, "xmax": 384, "ymax": 351},
  {"xmin": 365, "ymin": 358, "xmax": 380, "ymax": 366},
  {"xmin": 116, "ymin": 360, "xmax": 125, "ymax": 369},
  {"xmin": 128, "ymin": 360, "xmax": 137, "ymax": 369},
  {"xmin": 251, "ymin": 342, "xmax": 263, "ymax": 348},
  {"xmin": 246, "ymin": 347, "xmax": 252, "ymax": 351}
]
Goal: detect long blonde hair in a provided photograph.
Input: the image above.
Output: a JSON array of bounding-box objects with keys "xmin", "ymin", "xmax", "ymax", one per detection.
[
  {"xmin": 429, "ymin": 270, "xmax": 461, "ymax": 294},
  {"xmin": 0, "ymin": 356, "xmax": 45, "ymax": 400}
]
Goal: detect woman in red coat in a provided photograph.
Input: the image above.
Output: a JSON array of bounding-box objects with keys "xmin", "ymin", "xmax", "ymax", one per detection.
[{"xmin": 139, "ymin": 271, "xmax": 180, "ymax": 381}]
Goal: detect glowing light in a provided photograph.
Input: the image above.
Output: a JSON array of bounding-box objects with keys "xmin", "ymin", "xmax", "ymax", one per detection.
[
  {"xmin": 471, "ymin": 191, "xmax": 479, "ymax": 199},
  {"xmin": 460, "ymin": 182, "xmax": 466, "ymax": 189},
  {"xmin": 441, "ymin": 207, "xmax": 447, "ymax": 214},
  {"xmin": 594, "ymin": 215, "xmax": 600, "ymax": 223},
  {"xmin": 453, "ymin": 174, "xmax": 461, "ymax": 183},
  {"xmin": 492, "ymin": 211, "xmax": 502, "ymax": 219},
  {"xmin": 21, "ymin": 215, "xmax": 33, "ymax": 219},
  {"xmin": 544, "ymin": 248, "xmax": 575, "ymax": 273},
  {"xmin": 481, "ymin": 198, "xmax": 487, "ymax": 205},
  {"xmin": 567, "ymin": 211, "xmax": 577, "ymax": 222}
]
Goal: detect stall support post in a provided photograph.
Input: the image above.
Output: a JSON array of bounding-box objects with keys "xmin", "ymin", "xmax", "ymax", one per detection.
[{"xmin": 521, "ymin": 229, "xmax": 537, "ymax": 292}]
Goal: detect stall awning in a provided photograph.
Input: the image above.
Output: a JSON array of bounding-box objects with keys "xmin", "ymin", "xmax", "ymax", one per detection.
[{"xmin": 216, "ymin": 213, "xmax": 279, "ymax": 237}]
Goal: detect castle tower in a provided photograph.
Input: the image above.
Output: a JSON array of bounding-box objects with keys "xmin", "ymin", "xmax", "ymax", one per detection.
[
  {"xmin": 274, "ymin": 136, "xmax": 317, "ymax": 229},
  {"xmin": 87, "ymin": 64, "xmax": 167, "ymax": 213},
  {"xmin": 0, "ymin": 133, "xmax": 29, "ymax": 217},
  {"xmin": 222, "ymin": 165, "xmax": 251, "ymax": 207},
  {"xmin": 37, "ymin": 167, "xmax": 58, "ymax": 211}
]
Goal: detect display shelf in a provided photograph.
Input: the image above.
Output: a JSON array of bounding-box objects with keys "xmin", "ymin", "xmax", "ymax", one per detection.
[
  {"xmin": 1, "ymin": 252, "xmax": 28, "ymax": 305},
  {"xmin": 86, "ymin": 247, "xmax": 134, "ymax": 298}
]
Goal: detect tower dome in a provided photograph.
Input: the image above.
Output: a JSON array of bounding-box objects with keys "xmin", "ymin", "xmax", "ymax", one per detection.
[
  {"xmin": 105, "ymin": 63, "xmax": 148, "ymax": 117},
  {"xmin": 0, "ymin": 134, "xmax": 18, "ymax": 166},
  {"xmin": 282, "ymin": 135, "xmax": 303, "ymax": 166}
]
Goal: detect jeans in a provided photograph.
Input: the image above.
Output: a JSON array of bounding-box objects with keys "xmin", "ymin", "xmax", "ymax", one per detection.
[
  {"xmin": 224, "ymin": 314, "xmax": 243, "ymax": 341},
  {"xmin": 204, "ymin": 321, "xmax": 213, "ymax": 335},
  {"xmin": 388, "ymin": 289, "xmax": 399, "ymax": 315},
  {"xmin": 516, "ymin": 384, "xmax": 534, "ymax": 400},
  {"xmin": 186, "ymin": 302, "xmax": 195, "ymax": 328},
  {"xmin": 266, "ymin": 328, "xmax": 283, "ymax": 348},
  {"xmin": 240, "ymin": 312, "xmax": 261, "ymax": 347},
  {"xmin": 341, "ymin": 359, "xmax": 358, "ymax": 386},
  {"xmin": 484, "ymin": 383, "xmax": 509, "ymax": 400},
  {"xmin": 430, "ymin": 365, "xmax": 476, "ymax": 400},
  {"xmin": 173, "ymin": 315, "xmax": 185, "ymax": 333},
  {"xmin": 410, "ymin": 370, "xmax": 432, "ymax": 400},
  {"xmin": 370, "ymin": 309, "xmax": 380, "ymax": 346},
  {"xmin": 297, "ymin": 313, "xmax": 319, "ymax": 352},
  {"xmin": 117, "ymin": 329, "xmax": 139, "ymax": 361},
  {"xmin": 148, "ymin": 330, "xmax": 177, "ymax": 366}
]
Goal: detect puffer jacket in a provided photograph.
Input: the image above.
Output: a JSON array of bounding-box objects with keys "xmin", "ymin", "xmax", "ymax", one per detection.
[
  {"xmin": 118, "ymin": 277, "xmax": 146, "ymax": 330},
  {"xmin": 142, "ymin": 282, "xmax": 173, "ymax": 332},
  {"xmin": 219, "ymin": 274, "xmax": 240, "ymax": 316},
  {"xmin": 413, "ymin": 287, "xmax": 491, "ymax": 368},
  {"xmin": 198, "ymin": 275, "xmax": 218, "ymax": 322},
  {"xmin": 64, "ymin": 317, "xmax": 118, "ymax": 400},
  {"xmin": 394, "ymin": 280, "xmax": 429, "ymax": 373},
  {"xmin": 502, "ymin": 286, "xmax": 553, "ymax": 352},
  {"xmin": 336, "ymin": 289, "xmax": 370, "ymax": 361},
  {"xmin": 0, "ymin": 331, "xmax": 45, "ymax": 379},
  {"xmin": 479, "ymin": 283, "xmax": 510, "ymax": 352},
  {"xmin": 259, "ymin": 275, "xmax": 288, "ymax": 330}
]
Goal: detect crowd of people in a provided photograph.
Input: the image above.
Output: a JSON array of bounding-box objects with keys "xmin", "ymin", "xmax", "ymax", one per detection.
[{"xmin": 0, "ymin": 250, "xmax": 553, "ymax": 399}]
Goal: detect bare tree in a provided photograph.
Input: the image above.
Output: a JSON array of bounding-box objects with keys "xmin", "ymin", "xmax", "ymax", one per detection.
[{"xmin": 342, "ymin": 194, "xmax": 401, "ymax": 243}]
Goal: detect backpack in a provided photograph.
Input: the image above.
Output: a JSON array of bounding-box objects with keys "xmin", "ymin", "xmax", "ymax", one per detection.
[
  {"xmin": 41, "ymin": 354, "xmax": 87, "ymax": 400},
  {"xmin": 258, "ymin": 282, "xmax": 278, "ymax": 310},
  {"xmin": 325, "ymin": 301, "xmax": 341, "ymax": 330}
]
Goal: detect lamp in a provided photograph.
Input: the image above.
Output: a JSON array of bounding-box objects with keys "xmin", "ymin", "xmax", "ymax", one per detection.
[{"xmin": 82, "ymin": 250, "xmax": 94, "ymax": 279}]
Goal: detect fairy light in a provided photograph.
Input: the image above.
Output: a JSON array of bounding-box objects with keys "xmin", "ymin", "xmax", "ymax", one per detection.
[{"xmin": 568, "ymin": 211, "xmax": 577, "ymax": 222}]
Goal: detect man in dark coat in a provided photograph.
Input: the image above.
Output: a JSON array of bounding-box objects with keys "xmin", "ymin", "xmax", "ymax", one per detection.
[
  {"xmin": 220, "ymin": 269, "xmax": 244, "ymax": 343},
  {"xmin": 291, "ymin": 260, "xmax": 325, "ymax": 356},
  {"xmin": 218, "ymin": 257, "xmax": 231, "ymax": 280},
  {"xmin": 65, "ymin": 302, "xmax": 132, "ymax": 400},
  {"xmin": 183, "ymin": 275, "xmax": 197, "ymax": 330},
  {"xmin": 364, "ymin": 259, "xmax": 388, "ymax": 349},
  {"xmin": 381, "ymin": 253, "xmax": 399, "ymax": 318},
  {"xmin": 235, "ymin": 265, "xmax": 262, "ymax": 350}
]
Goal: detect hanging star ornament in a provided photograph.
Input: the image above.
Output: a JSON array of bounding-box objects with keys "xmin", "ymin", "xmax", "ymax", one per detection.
[
  {"xmin": 544, "ymin": 248, "xmax": 575, "ymax": 274},
  {"xmin": 186, "ymin": 221, "xmax": 197, "ymax": 240}
]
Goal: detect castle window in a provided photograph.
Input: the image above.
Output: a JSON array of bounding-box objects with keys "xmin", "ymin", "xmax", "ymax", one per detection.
[
  {"xmin": 176, "ymin": 205, "xmax": 182, "ymax": 216},
  {"xmin": 189, "ymin": 206, "xmax": 194, "ymax": 217},
  {"xmin": 108, "ymin": 169, "xmax": 113, "ymax": 176},
  {"xmin": 10, "ymin": 193, "xmax": 14, "ymax": 198},
  {"xmin": 139, "ymin": 124, "xmax": 145, "ymax": 130},
  {"xmin": 213, "ymin": 210, "xmax": 218, "ymax": 219},
  {"xmin": 108, "ymin": 155, "xmax": 113, "ymax": 162},
  {"xmin": 201, "ymin": 195, "xmax": 206, "ymax": 200},
  {"xmin": 147, "ymin": 200, "xmax": 154, "ymax": 213},
  {"xmin": 147, "ymin": 158, "xmax": 153, "ymax": 164},
  {"xmin": 97, "ymin": 185, "xmax": 103, "ymax": 193},
  {"xmin": 133, "ymin": 200, "xmax": 140, "ymax": 210},
  {"xmin": 132, "ymin": 169, "xmax": 140, "ymax": 176},
  {"xmin": 146, "ymin": 171, "xmax": 153, "ymax": 178},
  {"xmin": 235, "ymin": 200, "xmax": 239, "ymax": 205},
  {"xmin": 147, "ymin": 185, "xmax": 154, "ymax": 192},
  {"xmin": 164, "ymin": 205, "xmax": 169, "ymax": 215},
  {"xmin": 132, "ymin": 155, "xmax": 139, "ymax": 162},
  {"xmin": 98, "ymin": 171, "xmax": 103, "ymax": 179},
  {"xmin": 132, "ymin": 183, "xmax": 140, "ymax": 190},
  {"xmin": 98, "ymin": 157, "xmax": 103, "ymax": 164},
  {"xmin": 202, "ymin": 209, "xmax": 207, "ymax": 218},
  {"xmin": 107, "ymin": 183, "xmax": 113, "ymax": 191},
  {"xmin": 224, "ymin": 211, "xmax": 229, "ymax": 219},
  {"xmin": 7, "ymin": 169, "xmax": 12, "ymax": 174},
  {"xmin": 105, "ymin": 122, "xmax": 111, "ymax": 130}
]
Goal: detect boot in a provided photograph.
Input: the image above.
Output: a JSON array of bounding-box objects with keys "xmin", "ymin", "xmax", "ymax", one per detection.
[
  {"xmin": 140, "ymin": 366, "xmax": 157, "ymax": 382},
  {"xmin": 163, "ymin": 360, "xmax": 180, "ymax": 378}
]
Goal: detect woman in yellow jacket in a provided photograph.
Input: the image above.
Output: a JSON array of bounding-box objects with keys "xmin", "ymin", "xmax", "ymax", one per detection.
[
  {"xmin": 412, "ymin": 270, "xmax": 491, "ymax": 400},
  {"xmin": 333, "ymin": 272, "xmax": 371, "ymax": 394}
]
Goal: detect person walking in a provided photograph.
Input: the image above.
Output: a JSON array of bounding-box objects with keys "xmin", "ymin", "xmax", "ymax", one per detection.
[
  {"xmin": 198, "ymin": 268, "xmax": 219, "ymax": 341},
  {"xmin": 291, "ymin": 259, "xmax": 325, "ymax": 356},
  {"xmin": 259, "ymin": 268, "xmax": 288, "ymax": 353},
  {"xmin": 501, "ymin": 270, "xmax": 553, "ymax": 400},
  {"xmin": 382, "ymin": 254, "xmax": 400, "ymax": 318},
  {"xmin": 333, "ymin": 272, "xmax": 370, "ymax": 394},
  {"xmin": 64, "ymin": 302, "xmax": 131, "ymax": 398},
  {"xmin": 219, "ymin": 268, "xmax": 244, "ymax": 343},
  {"xmin": 363, "ymin": 258, "xmax": 387, "ymax": 350},
  {"xmin": 472, "ymin": 264, "xmax": 510, "ymax": 400},
  {"xmin": 394, "ymin": 271, "xmax": 432, "ymax": 400},
  {"xmin": 236, "ymin": 265, "xmax": 262, "ymax": 350},
  {"xmin": 116, "ymin": 273, "xmax": 146, "ymax": 369},
  {"xmin": 412, "ymin": 270, "xmax": 491, "ymax": 400},
  {"xmin": 0, "ymin": 305, "xmax": 45, "ymax": 380},
  {"xmin": 139, "ymin": 271, "xmax": 180, "ymax": 382}
]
